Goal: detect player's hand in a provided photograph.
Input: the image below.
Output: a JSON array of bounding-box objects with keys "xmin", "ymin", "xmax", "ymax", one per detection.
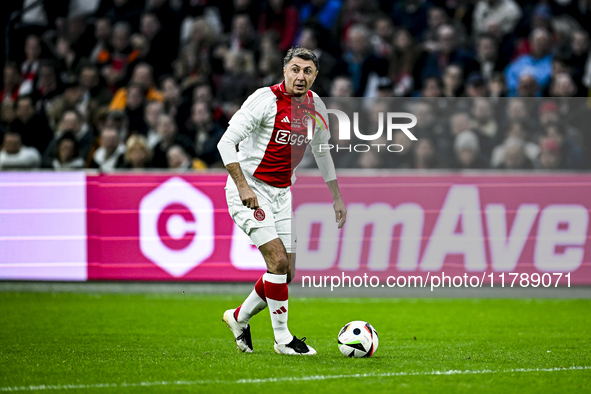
[
  {"xmin": 239, "ymin": 186, "xmax": 259, "ymax": 210},
  {"xmin": 333, "ymin": 199, "xmax": 347, "ymax": 229}
]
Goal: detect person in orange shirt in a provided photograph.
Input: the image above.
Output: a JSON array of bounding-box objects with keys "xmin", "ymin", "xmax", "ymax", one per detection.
[{"xmin": 109, "ymin": 63, "xmax": 164, "ymax": 111}]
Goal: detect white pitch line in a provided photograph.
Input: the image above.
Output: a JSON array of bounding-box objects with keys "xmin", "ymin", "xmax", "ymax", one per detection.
[{"xmin": 1, "ymin": 366, "xmax": 589, "ymax": 392}]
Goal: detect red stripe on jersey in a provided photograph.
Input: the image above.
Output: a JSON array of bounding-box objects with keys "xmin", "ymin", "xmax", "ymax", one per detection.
[{"xmin": 253, "ymin": 81, "xmax": 316, "ymax": 188}]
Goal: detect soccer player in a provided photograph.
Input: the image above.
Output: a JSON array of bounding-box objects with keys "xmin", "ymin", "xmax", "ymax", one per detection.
[{"xmin": 217, "ymin": 46, "xmax": 347, "ymax": 355}]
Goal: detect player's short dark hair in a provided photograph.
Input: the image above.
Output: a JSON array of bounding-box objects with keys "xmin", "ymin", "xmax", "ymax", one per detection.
[{"xmin": 283, "ymin": 46, "xmax": 319, "ymax": 72}]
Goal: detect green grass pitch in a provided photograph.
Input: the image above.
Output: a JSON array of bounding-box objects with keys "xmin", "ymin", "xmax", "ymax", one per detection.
[{"xmin": 1, "ymin": 292, "xmax": 590, "ymax": 393}]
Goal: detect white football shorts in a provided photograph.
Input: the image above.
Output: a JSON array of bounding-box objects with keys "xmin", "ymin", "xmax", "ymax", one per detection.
[{"xmin": 225, "ymin": 174, "xmax": 296, "ymax": 253}]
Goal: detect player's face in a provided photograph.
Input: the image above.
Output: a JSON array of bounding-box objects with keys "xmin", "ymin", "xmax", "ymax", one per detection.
[{"xmin": 283, "ymin": 57, "xmax": 318, "ymax": 97}]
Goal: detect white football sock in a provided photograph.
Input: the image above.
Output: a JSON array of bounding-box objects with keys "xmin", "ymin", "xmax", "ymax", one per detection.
[
  {"xmin": 263, "ymin": 272, "xmax": 292, "ymax": 344},
  {"xmin": 236, "ymin": 290, "xmax": 267, "ymax": 326}
]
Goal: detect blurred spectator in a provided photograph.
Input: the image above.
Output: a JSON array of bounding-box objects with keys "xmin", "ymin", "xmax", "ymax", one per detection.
[
  {"xmin": 476, "ymin": 34, "xmax": 506, "ymax": 82},
  {"xmin": 177, "ymin": 82, "xmax": 226, "ymax": 133},
  {"xmin": 167, "ymin": 145, "xmax": 207, "ymax": 170},
  {"xmin": 53, "ymin": 35, "xmax": 81, "ymax": 83},
  {"xmin": 33, "ymin": 61, "xmax": 63, "ymax": 105},
  {"xmin": 216, "ymin": 50, "xmax": 257, "ymax": 103},
  {"xmin": 538, "ymin": 137, "xmax": 562, "ymax": 170},
  {"xmin": 105, "ymin": 110, "xmax": 129, "ymax": 141},
  {"xmin": 140, "ymin": 12, "xmax": 176, "ymax": 78},
  {"xmin": 410, "ymin": 100, "xmax": 450, "ymax": 167},
  {"xmin": 160, "ymin": 76, "xmax": 182, "ymax": 118},
  {"xmin": 423, "ymin": 7, "xmax": 448, "ymax": 51},
  {"xmin": 178, "ymin": 17, "xmax": 217, "ymax": 81},
  {"xmin": 442, "ymin": 64, "xmax": 464, "ymax": 97},
  {"xmin": 419, "ymin": 24, "xmax": 478, "ymax": 86},
  {"xmin": 184, "ymin": 101, "xmax": 224, "ymax": 166},
  {"xmin": 376, "ymin": 78, "xmax": 394, "ymax": 97},
  {"xmin": 123, "ymin": 134, "xmax": 152, "ymax": 169},
  {"xmin": 488, "ymin": 72, "xmax": 507, "ymax": 97},
  {"xmin": 449, "ymin": 111, "xmax": 474, "ymax": 138},
  {"xmin": 298, "ymin": 25, "xmax": 337, "ymax": 96},
  {"xmin": 421, "ymin": 76, "xmax": 442, "ymax": 97},
  {"xmin": 124, "ymin": 84, "xmax": 147, "ymax": 135},
  {"xmin": 96, "ymin": 21, "xmax": 140, "ymax": 89},
  {"xmin": 90, "ymin": 18, "xmax": 112, "ymax": 64},
  {"xmin": 465, "ymin": 73, "xmax": 488, "ymax": 97},
  {"xmin": 227, "ymin": 14, "xmax": 260, "ymax": 55},
  {"xmin": 371, "ymin": 16, "xmax": 395, "ymax": 58},
  {"xmin": 143, "ymin": 100, "xmax": 164, "ymax": 149},
  {"xmin": 49, "ymin": 131, "xmax": 85, "ymax": 170},
  {"xmin": 1, "ymin": 62, "xmax": 21, "ymax": 104},
  {"xmin": 10, "ymin": 95, "xmax": 53, "ymax": 156},
  {"xmin": 43, "ymin": 109, "xmax": 93, "ymax": 166},
  {"xmin": 334, "ymin": 0, "xmax": 381, "ymax": 43},
  {"xmin": 0, "ymin": 130, "xmax": 41, "ymax": 170},
  {"xmin": 498, "ymin": 137, "xmax": 533, "ymax": 169},
  {"xmin": 471, "ymin": 98, "xmax": 499, "ymax": 156},
  {"xmin": 330, "ymin": 76, "xmax": 354, "ymax": 97},
  {"xmin": 391, "ymin": 0, "xmax": 432, "ymax": 38},
  {"xmin": 96, "ymin": 0, "xmax": 144, "ymax": 31},
  {"xmin": 560, "ymin": 0, "xmax": 591, "ymax": 35},
  {"xmin": 412, "ymin": 137, "xmax": 438, "ymax": 169},
  {"xmin": 79, "ymin": 63, "xmax": 113, "ymax": 106},
  {"xmin": 109, "ymin": 63, "xmax": 164, "ymax": 111},
  {"xmin": 549, "ymin": 73, "xmax": 577, "ymax": 97},
  {"xmin": 453, "ymin": 130, "xmax": 488, "ymax": 169},
  {"xmin": 46, "ymin": 81, "xmax": 89, "ymax": 129},
  {"xmin": 516, "ymin": 73, "xmax": 540, "ymax": 97},
  {"xmin": 61, "ymin": 15, "xmax": 95, "ymax": 59},
  {"xmin": 473, "ymin": 0, "xmax": 522, "ymax": 38},
  {"xmin": 569, "ymin": 29, "xmax": 589, "ymax": 84},
  {"xmin": 89, "ymin": 126, "xmax": 126, "ymax": 171},
  {"xmin": 19, "ymin": 35, "xmax": 42, "ymax": 96},
  {"xmin": 299, "ymin": 0, "xmax": 343, "ymax": 33},
  {"xmin": 258, "ymin": 50, "xmax": 284, "ymax": 87},
  {"xmin": 538, "ymin": 100, "xmax": 560, "ymax": 126},
  {"xmin": 151, "ymin": 114, "xmax": 195, "ymax": 168},
  {"xmin": 218, "ymin": 0, "xmax": 260, "ymax": 35},
  {"xmin": 504, "ymin": 98, "xmax": 536, "ymax": 133},
  {"xmin": 259, "ymin": 0, "xmax": 299, "ymax": 52},
  {"xmin": 505, "ymin": 29, "xmax": 553, "ymax": 96},
  {"xmin": 542, "ymin": 122, "xmax": 584, "ymax": 169},
  {"xmin": 389, "ymin": 28, "xmax": 421, "ymax": 97},
  {"xmin": 334, "ymin": 24, "xmax": 388, "ymax": 96},
  {"xmin": 175, "ymin": 42, "xmax": 210, "ymax": 90},
  {"xmin": 1, "ymin": 101, "xmax": 16, "ymax": 137},
  {"xmin": 491, "ymin": 121, "xmax": 540, "ymax": 168}
]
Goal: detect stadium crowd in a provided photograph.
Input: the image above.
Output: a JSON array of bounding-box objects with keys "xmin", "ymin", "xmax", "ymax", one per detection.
[{"xmin": 0, "ymin": 0, "xmax": 590, "ymax": 171}]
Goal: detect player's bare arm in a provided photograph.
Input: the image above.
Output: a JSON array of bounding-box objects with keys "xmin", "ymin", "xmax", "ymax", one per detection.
[
  {"xmin": 225, "ymin": 162, "xmax": 259, "ymax": 209},
  {"xmin": 327, "ymin": 180, "xmax": 347, "ymax": 229}
]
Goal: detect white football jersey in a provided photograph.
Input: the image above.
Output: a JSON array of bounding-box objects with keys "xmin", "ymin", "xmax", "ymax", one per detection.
[{"xmin": 225, "ymin": 81, "xmax": 332, "ymax": 187}]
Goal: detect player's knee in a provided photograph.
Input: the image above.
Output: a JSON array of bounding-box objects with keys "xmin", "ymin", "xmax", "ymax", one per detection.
[{"xmin": 276, "ymin": 255, "xmax": 290, "ymax": 274}]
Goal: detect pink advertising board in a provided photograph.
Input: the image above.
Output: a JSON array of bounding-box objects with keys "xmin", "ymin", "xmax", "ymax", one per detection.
[{"xmin": 1, "ymin": 172, "xmax": 590, "ymax": 284}]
